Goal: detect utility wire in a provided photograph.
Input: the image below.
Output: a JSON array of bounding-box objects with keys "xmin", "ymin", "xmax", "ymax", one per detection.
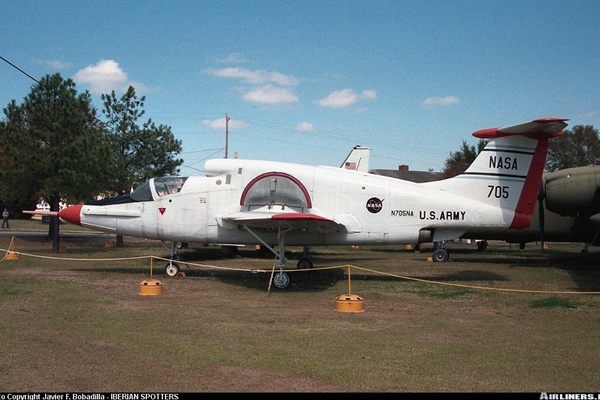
[{"xmin": 1, "ymin": 55, "xmax": 40, "ymax": 84}]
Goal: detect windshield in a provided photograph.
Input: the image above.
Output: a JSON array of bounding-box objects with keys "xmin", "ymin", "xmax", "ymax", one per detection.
[
  {"xmin": 130, "ymin": 176, "xmax": 189, "ymax": 201},
  {"xmin": 153, "ymin": 176, "xmax": 188, "ymax": 197},
  {"xmin": 130, "ymin": 181, "xmax": 153, "ymax": 201}
]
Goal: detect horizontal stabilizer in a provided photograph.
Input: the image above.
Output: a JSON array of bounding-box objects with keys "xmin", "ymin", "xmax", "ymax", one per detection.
[{"xmin": 473, "ymin": 118, "xmax": 568, "ymax": 139}]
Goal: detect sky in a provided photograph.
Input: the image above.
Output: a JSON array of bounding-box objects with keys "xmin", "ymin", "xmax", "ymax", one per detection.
[{"xmin": 1, "ymin": 0, "xmax": 600, "ymax": 176}]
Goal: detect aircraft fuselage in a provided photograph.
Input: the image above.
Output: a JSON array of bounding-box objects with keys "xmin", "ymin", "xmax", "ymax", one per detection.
[{"xmin": 72, "ymin": 158, "xmax": 513, "ymax": 247}]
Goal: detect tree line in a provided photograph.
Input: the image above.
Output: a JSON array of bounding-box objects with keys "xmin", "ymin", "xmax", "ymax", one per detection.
[{"xmin": 0, "ymin": 73, "xmax": 183, "ymax": 251}]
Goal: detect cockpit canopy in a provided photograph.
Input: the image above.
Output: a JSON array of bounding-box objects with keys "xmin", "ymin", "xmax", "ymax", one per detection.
[
  {"xmin": 131, "ymin": 176, "xmax": 189, "ymax": 201},
  {"xmin": 88, "ymin": 176, "xmax": 189, "ymax": 206}
]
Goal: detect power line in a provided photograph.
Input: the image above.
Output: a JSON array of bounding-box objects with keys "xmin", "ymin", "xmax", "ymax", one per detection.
[{"xmin": 1, "ymin": 55, "xmax": 40, "ymax": 84}]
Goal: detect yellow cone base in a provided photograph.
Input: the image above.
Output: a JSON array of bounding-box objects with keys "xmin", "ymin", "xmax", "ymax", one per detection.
[
  {"xmin": 335, "ymin": 294, "xmax": 365, "ymax": 313},
  {"xmin": 139, "ymin": 279, "xmax": 163, "ymax": 295},
  {"xmin": 5, "ymin": 251, "xmax": 20, "ymax": 260}
]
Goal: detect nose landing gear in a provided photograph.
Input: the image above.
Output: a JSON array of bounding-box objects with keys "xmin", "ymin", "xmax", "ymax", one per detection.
[{"xmin": 165, "ymin": 260, "xmax": 180, "ymax": 277}]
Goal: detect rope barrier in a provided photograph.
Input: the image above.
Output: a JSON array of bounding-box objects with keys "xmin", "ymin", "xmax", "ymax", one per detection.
[
  {"xmin": 346, "ymin": 264, "xmax": 600, "ymax": 295},
  {"xmin": 1, "ymin": 238, "xmax": 598, "ymax": 295},
  {"xmin": 0, "ymin": 247, "xmax": 150, "ymax": 262}
]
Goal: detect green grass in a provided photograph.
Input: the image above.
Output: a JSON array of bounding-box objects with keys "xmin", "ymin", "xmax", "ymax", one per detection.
[
  {"xmin": 531, "ymin": 296, "xmax": 577, "ymax": 309},
  {"xmin": 0, "ymin": 224, "xmax": 599, "ymax": 392}
]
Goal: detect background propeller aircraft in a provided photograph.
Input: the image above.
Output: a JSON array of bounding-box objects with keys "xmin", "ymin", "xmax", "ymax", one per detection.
[
  {"xmin": 49, "ymin": 118, "xmax": 567, "ymax": 288},
  {"xmin": 461, "ymin": 164, "xmax": 600, "ymax": 252}
]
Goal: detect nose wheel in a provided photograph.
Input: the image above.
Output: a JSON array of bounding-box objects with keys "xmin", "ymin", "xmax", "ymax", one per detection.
[
  {"xmin": 165, "ymin": 261, "xmax": 180, "ymax": 277},
  {"xmin": 273, "ymin": 271, "xmax": 290, "ymax": 289}
]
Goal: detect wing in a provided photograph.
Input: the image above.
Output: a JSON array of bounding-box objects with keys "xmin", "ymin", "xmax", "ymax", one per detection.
[{"xmin": 222, "ymin": 211, "xmax": 341, "ymax": 234}]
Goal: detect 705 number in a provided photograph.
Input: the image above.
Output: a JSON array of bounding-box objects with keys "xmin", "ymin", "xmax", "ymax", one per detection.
[{"xmin": 487, "ymin": 185, "xmax": 509, "ymax": 198}]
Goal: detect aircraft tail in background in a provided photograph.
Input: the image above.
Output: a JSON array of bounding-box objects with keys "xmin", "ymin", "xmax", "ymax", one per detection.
[{"xmin": 340, "ymin": 145, "xmax": 370, "ymax": 172}]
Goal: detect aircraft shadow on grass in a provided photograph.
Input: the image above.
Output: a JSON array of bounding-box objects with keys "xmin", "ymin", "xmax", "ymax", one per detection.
[
  {"xmin": 74, "ymin": 244, "xmax": 599, "ymax": 293},
  {"xmin": 19, "ymin": 232, "xmax": 597, "ymax": 292}
]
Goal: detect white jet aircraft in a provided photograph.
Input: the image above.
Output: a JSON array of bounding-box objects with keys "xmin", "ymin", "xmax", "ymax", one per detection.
[{"xmin": 54, "ymin": 118, "xmax": 567, "ymax": 288}]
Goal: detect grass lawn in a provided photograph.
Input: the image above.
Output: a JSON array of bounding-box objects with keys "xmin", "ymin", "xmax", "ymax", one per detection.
[{"xmin": 0, "ymin": 220, "xmax": 598, "ymax": 392}]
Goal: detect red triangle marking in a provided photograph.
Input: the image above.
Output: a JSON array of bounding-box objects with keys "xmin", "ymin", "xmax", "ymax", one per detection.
[{"xmin": 159, "ymin": 208, "xmax": 166, "ymax": 215}]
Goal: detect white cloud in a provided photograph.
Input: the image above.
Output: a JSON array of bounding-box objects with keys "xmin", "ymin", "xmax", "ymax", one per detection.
[
  {"xmin": 204, "ymin": 67, "xmax": 299, "ymax": 86},
  {"xmin": 360, "ymin": 89, "xmax": 377, "ymax": 100},
  {"xmin": 204, "ymin": 66, "xmax": 304, "ymax": 106},
  {"xmin": 215, "ymin": 52, "xmax": 249, "ymax": 63},
  {"xmin": 580, "ymin": 111, "xmax": 597, "ymax": 118},
  {"xmin": 422, "ymin": 96, "xmax": 460, "ymax": 107},
  {"xmin": 126, "ymin": 80, "xmax": 157, "ymax": 94},
  {"xmin": 296, "ymin": 122, "xmax": 314, "ymax": 132},
  {"xmin": 35, "ymin": 58, "xmax": 70, "ymax": 70},
  {"xmin": 72, "ymin": 59, "xmax": 128, "ymax": 93},
  {"xmin": 242, "ymin": 85, "xmax": 298, "ymax": 104},
  {"xmin": 317, "ymin": 88, "xmax": 376, "ymax": 109},
  {"xmin": 203, "ymin": 117, "xmax": 248, "ymax": 130},
  {"xmin": 318, "ymin": 88, "xmax": 357, "ymax": 108}
]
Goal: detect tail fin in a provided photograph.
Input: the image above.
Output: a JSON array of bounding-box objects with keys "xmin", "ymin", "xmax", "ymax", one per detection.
[
  {"xmin": 426, "ymin": 118, "xmax": 568, "ymax": 229},
  {"xmin": 340, "ymin": 145, "xmax": 370, "ymax": 172}
]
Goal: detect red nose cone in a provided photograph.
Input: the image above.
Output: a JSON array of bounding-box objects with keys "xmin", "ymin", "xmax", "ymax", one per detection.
[{"xmin": 58, "ymin": 204, "xmax": 83, "ymax": 225}]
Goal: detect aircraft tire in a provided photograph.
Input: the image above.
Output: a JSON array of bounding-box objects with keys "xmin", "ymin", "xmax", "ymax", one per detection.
[
  {"xmin": 165, "ymin": 261, "xmax": 180, "ymax": 277},
  {"xmin": 297, "ymin": 258, "xmax": 313, "ymax": 269},
  {"xmin": 273, "ymin": 272, "xmax": 290, "ymax": 289},
  {"xmin": 432, "ymin": 248, "xmax": 449, "ymax": 263}
]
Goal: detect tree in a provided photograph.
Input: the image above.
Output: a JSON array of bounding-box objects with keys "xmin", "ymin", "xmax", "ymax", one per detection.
[
  {"xmin": 440, "ymin": 139, "xmax": 487, "ymax": 178},
  {"xmin": 101, "ymin": 86, "xmax": 183, "ymax": 194},
  {"xmin": 546, "ymin": 125, "xmax": 600, "ymax": 172},
  {"xmin": 0, "ymin": 73, "xmax": 112, "ymax": 252},
  {"xmin": 0, "ymin": 118, "xmax": 39, "ymax": 217},
  {"xmin": 101, "ymin": 86, "xmax": 183, "ymax": 246}
]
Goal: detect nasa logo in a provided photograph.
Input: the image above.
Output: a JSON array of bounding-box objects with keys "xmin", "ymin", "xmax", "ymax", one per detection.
[{"xmin": 366, "ymin": 197, "xmax": 384, "ymax": 214}]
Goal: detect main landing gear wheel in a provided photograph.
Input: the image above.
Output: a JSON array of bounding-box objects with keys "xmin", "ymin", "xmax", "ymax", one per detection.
[
  {"xmin": 273, "ymin": 272, "xmax": 290, "ymax": 289},
  {"xmin": 477, "ymin": 240, "xmax": 488, "ymax": 251},
  {"xmin": 165, "ymin": 261, "xmax": 180, "ymax": 277},
  {"xmin": 432, "ymin": 248, "xmax": 449, "ymax": 262},
  {"xmin": 297, "ymin": 258, "xmax": 313, "ymax": 269}
]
